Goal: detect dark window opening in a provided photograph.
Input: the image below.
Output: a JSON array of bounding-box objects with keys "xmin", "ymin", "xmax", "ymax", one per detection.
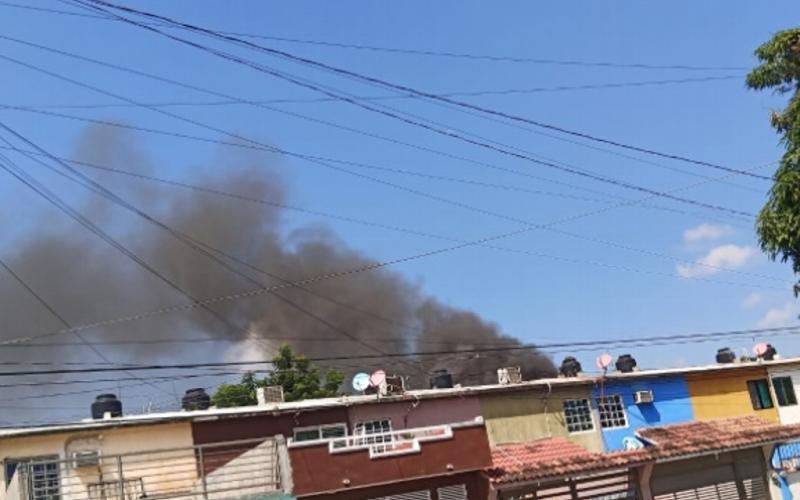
[
  {"xmin": 773, "ymin": 377, "xmax": 798, "ymax": 407},
  {"xmin": 747, "ymin": 379, "xmax": 774, "ymax": 410}
]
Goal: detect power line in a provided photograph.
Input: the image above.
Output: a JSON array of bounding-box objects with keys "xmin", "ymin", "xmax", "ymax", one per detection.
[
  {"xmin": 0, "ymin": 29, "xmax": 762, "ymax": 197},
  {"xmin": 3, "ymin": 0, "xmax": 749, "ymax": 72},
  {"xmin": 1, "ymin": 324, "xmax": 800, "ymax": 378},
  {"xmin": 76, "ymin": 0, "xmax": 769, "ymax": 182},
  {"xmin": 0, "ymin": 125, "xmax": 427, "ymax": 376},
  {"xmin": 0, "ymin": 34, "xmax": 763, "ymax": 216},
  {"xmin": 1, "ymin": 76, "xmax": 746, "ymax": 110},
  {"xmin": 0, "ymin": 51, "xmax": 774, "ymax": 284},
  {"xmin": 0, "ymin": 153, "xmax": 779, "ymax": 352},
  {"xmin": 0, "ymin": 138, "xmax": 259, "ymax": 350}
]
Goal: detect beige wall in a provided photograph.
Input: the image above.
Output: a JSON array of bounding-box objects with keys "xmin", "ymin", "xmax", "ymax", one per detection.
[
  {"xmin": 478, "ymin": 384, "xmax": 603, "ymax": 452},
  {"xmin": 0, "ymin": 422, "xmax": 196, "ymax": 500}
]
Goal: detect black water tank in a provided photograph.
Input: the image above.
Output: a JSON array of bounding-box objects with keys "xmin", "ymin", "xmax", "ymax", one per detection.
[
  {"xmin": 560, "ymin": 356, "xmax": 582, "ymax": 377},
  {"xmin": 181, "ymin": 388, "xmax": 211, "ymax": 411},
  {"xmin": 616, "ymin": 354, "xmax": 637, "ymax": 373},
  {"xmin": 763, "ymin": 344, "xmax": 778, "ymax": 361},
  {"xmin": 91, "ymin": 394, "xmax": 122, "ymax": 419},
  {"xmin": 430, "ymin": 369, "xmax": 453, "ymax": 389},
  {"xmin": 716, "ymin": 347, "xmax": 736, "ymax": 363}
]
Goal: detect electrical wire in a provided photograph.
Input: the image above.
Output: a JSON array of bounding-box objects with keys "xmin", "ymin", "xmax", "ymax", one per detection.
[
  {"xmin": 73, "ymin": 0, "xmax": 770, "ymax": 182},
  {"xmin": 1, "ymin": 324, "xmax": 799, "ymax": 378},
  {"xmin": 1, "ymin": 1, "xmax": 751, "ymax": 72}
]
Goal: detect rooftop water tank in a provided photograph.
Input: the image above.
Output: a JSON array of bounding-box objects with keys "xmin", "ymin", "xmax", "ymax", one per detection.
[{"xmin": 91, "ymin": 394, "xmax": 122, "ymax": 419}]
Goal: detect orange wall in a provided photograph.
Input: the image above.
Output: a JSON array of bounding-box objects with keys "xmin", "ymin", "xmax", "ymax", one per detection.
[{"xmin": 687, "ymin": 367, "xmax": 778, "ymax": 422}]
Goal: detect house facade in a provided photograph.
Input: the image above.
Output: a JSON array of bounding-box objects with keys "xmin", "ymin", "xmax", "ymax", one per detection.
[
  {"xmin": 478, "ymin": 379, "xmax": 604, "ymax": 452},
  {"xmin": 593, "ymin": 374, "xmax": 695, "ymax": 451}
]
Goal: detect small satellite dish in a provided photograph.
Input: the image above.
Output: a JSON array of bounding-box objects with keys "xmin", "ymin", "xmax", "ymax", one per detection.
[
  {"xmin": 352, "ymin": 372, "xmax": 370, "ymax": 392},
  {"xmin": 596, "ymin": 353, "xmax": 613, "ymax": 371},
  {"xmin": 622, "ymin": 436, "xmax": 644, "ymax": 450},
  {"xmin": 369, "ymin": 369, "xmax": 386, "ymax": 387},
  {"xmin": 754, "ymin": 343, "xmax": 769, "ymax": 357}
]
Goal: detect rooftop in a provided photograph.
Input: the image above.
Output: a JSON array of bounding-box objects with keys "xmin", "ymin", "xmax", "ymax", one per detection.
[{"xmin": 4, "ymin": 356, "xmax": 800, "ymax": 438}]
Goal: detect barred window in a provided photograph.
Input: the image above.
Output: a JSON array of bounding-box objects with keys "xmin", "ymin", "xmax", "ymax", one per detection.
[
  {"xmin": 563, "ymin": 399, "xmax": 594, "ymax": 433},
  {"xmin": 597, "ymin": 394, "xmax": 628, "ymax": 429}
]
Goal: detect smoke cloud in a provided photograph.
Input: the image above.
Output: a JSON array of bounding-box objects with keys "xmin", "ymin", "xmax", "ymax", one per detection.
[{"xmin": 0, "ymin": 125, "xmax": 555, "ymax": 416}]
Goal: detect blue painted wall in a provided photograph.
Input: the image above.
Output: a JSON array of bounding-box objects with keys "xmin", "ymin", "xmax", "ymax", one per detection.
[{"xmin": 592, "ymin": 375, "xmax": 694, "ymax": 451}]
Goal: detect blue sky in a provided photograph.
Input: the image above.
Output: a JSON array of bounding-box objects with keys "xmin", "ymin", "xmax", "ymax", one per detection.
[{"xmin": 2, "ymin": 1, "xmax": 800, "ymax": 417}]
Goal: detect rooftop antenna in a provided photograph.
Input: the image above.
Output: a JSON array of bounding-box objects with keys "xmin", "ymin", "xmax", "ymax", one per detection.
[{"xmin": 596, "ymin": 353, "xmax": 613, "ymax": 373}]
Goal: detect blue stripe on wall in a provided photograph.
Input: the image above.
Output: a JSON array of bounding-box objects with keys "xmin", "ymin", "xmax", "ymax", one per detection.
[{"xmin": 592, "ymin": 376, "xmax": 695, "ymax": 451}]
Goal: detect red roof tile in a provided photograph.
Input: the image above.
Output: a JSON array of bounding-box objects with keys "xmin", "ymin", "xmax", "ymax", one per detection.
[
  {"xmin": 487, "ymin": 438, "xmax": 650, "ymax": 484},
  {"xmin": 638, "ymin": 415, "xmax": 800, "ymax": 459},
  {"xmin": 488, "ymin": 416, "xmax": 800, "ymax": 485}
]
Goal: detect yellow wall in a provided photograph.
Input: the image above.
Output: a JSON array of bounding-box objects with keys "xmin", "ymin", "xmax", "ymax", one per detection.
[
  {"xmin": 479, "ymin": 384, "xmax": 604, "ymax": 452},
  {"xmin": 687, "ymin": 367, "xmax": 779, "ymax": 423},
  {"xmin": 0, "ymin": 422, "xmax": 196, "ymax": 500}
]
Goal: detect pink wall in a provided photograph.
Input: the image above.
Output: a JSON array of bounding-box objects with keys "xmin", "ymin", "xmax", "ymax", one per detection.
[{"xmin": 347, "ymin": 396, "xmax": 481, "ymax": 429}]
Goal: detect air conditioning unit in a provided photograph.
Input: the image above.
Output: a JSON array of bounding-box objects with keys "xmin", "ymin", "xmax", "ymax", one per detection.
[
  {"xmin": 634, "ymin": 390, "xmax": 654, "ymax": 404},
  {"xmin": 257, "ymin": 386, "xmax": 284, "ymax": 405},
  {"xmin": 497, "ymin": 367, "xmax": 523, "ymax": 385},
  {"xmin": 71, "ymin": 450, "xmax": 100, "ymax": 468}
]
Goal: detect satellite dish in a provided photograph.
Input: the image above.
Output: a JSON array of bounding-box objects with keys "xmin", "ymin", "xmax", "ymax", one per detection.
[
  {"xmin": 352, "ymin": 372, "xmax": 370, "ymax": 392},
  {"xmin": 369, "ymin": 370, "xmax": 386, "ymax": 387},
  {"xmin": 622, "ymin": 436, "xmax": 644, "ymax": 450},
  {"xmin": 754, "ymin": 343, "xmax": 769, "ymax": 357},
  {"xmin": 596, "ymin": 353, "xmax": 613, "ymax": 371}
]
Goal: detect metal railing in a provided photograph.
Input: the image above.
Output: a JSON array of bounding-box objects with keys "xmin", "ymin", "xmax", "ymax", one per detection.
[{"xmin": 6, "ymin": 437, "xmax": 284, "ymax": 500}]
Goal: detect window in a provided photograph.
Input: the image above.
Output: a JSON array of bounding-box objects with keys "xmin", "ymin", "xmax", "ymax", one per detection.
[
  {"xmin": 596, "ymin": 394, "xmax": 628, "ymax": 429},
  {"xmin": 563, "ymin": 399, "xmax": 594, "ymax": 433},
  {"xmin": 747, "ymin": 379, "xmax": 774, "ymax": 410},
  {"xmin": 292, "ymin": 423, "xmax": 347, "ymax": 442},
  {"xmin": 4, "ymin": 456, "xmax": 60, "ymax": 500},
  {"xmin": 773, "ymin": 377, "xmax": 798, "ymax": 407},
  {"xmin": 354, "ymin": 419, "xmax": 393, "ymax": 445}
]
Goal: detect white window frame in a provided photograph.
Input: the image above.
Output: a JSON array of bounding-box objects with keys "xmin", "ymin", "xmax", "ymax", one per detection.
[
  {"xmin": 563, "ymin": 398, "xmax": 595, "ymax": 434},
  {"xmin": 290, "ymin": 422, "xmax": 348, "ymax": 446},
  {"xmin": 354, "ymin": 419, "xmax": 393, "ymax": 449},
  {"xmin": 596, "ymin": 394, "xmax": 629, "ymax": 429},
  {"xmin": 4, "ymin": 455, "xmax": 61, "ymax": 500}
]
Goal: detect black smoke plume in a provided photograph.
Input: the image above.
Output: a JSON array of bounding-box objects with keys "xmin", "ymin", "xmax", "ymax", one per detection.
[{"xmin": 0, "ymin": 125, "xmax": 555, "ymax": 415}]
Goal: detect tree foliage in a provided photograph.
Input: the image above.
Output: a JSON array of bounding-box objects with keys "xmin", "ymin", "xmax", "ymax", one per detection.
[
  {"xmin": 211, "ymin": 344, "xmax": 344, "ymax": 408},
  {"xmin": 747, "ymin": 28, "xmax": 800, "ymax": 293}
]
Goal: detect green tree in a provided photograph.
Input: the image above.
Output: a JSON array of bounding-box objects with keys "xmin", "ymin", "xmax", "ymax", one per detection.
[
  {"xmin": 747, "ymin": 28, "xmax": 800, "ymax": 293},
  {"xmin": 211, "ymin": 344, "xmax": 344, "ymax": 408}
]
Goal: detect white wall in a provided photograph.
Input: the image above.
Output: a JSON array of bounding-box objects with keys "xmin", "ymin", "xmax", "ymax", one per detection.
[{"xmin": 767, "ymin": 366, "xmax": 800, "ymax": 424}]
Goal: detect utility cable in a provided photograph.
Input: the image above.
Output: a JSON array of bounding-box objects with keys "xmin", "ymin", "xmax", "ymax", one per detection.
[{"xmin": 74, "ymin": 0, "xmax": 770, "ymax": 181}]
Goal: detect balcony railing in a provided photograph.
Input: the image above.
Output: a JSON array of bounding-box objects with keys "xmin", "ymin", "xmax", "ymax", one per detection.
[
  {"xmin": 326, "ymin": 424, "xmax": 453, "ymax": 459},
  {"xmin": 6, "ymin": 437, "xmax": 289, "ymax": 500}
]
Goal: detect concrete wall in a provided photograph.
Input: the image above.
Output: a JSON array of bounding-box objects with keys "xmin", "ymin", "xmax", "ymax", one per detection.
[
  {"xmin": 767, "ymin": 365, "xmax": 800, "ymax": 424},
  {"xmin": 687, "ymin": 366, "xmax": 779, "ymax": 423},
  {"xmin": 478, "ymin": 384, "xmax": 603, "ymax": 452},
  {"xmin": 0, "ymin": 422, "xmax": 196, "ymax": 500},
  {"xmin": 347, "ymin": 395, "xmax": 481, "ymax": 430},
  {"xmin": 593, "ymin": 376, "xmax": 694, "ymax": 451}
]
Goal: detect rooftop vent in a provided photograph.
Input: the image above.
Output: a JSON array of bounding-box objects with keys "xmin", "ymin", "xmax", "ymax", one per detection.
[
  {"xmin": 559, "ymin": 357, "xmax": 582, "ymax": 377},
  {"xmin": 181, "ymin": 388, "xmax": 211, "ymax": 411},
  {"xmin": 498, "ymin": 366, "xmax": 523, "ymax": 384},
  {"xmin": 430, "ymin": 369, "xmax": 453, "ymax": 389},
  {"xmin": 615, "ymin": 354, "xmax": 637, "ymax": 373},
  {"xmin": 91, "ymin": 394, "xmax": 122, "ymax": 419},
  {"xmin": 716, "ymin": 347, "xmax": 736, "ymax": 364},
  {"xmin": 257, "ymin": 386, "xmax": 284, "ymax": 405}
]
